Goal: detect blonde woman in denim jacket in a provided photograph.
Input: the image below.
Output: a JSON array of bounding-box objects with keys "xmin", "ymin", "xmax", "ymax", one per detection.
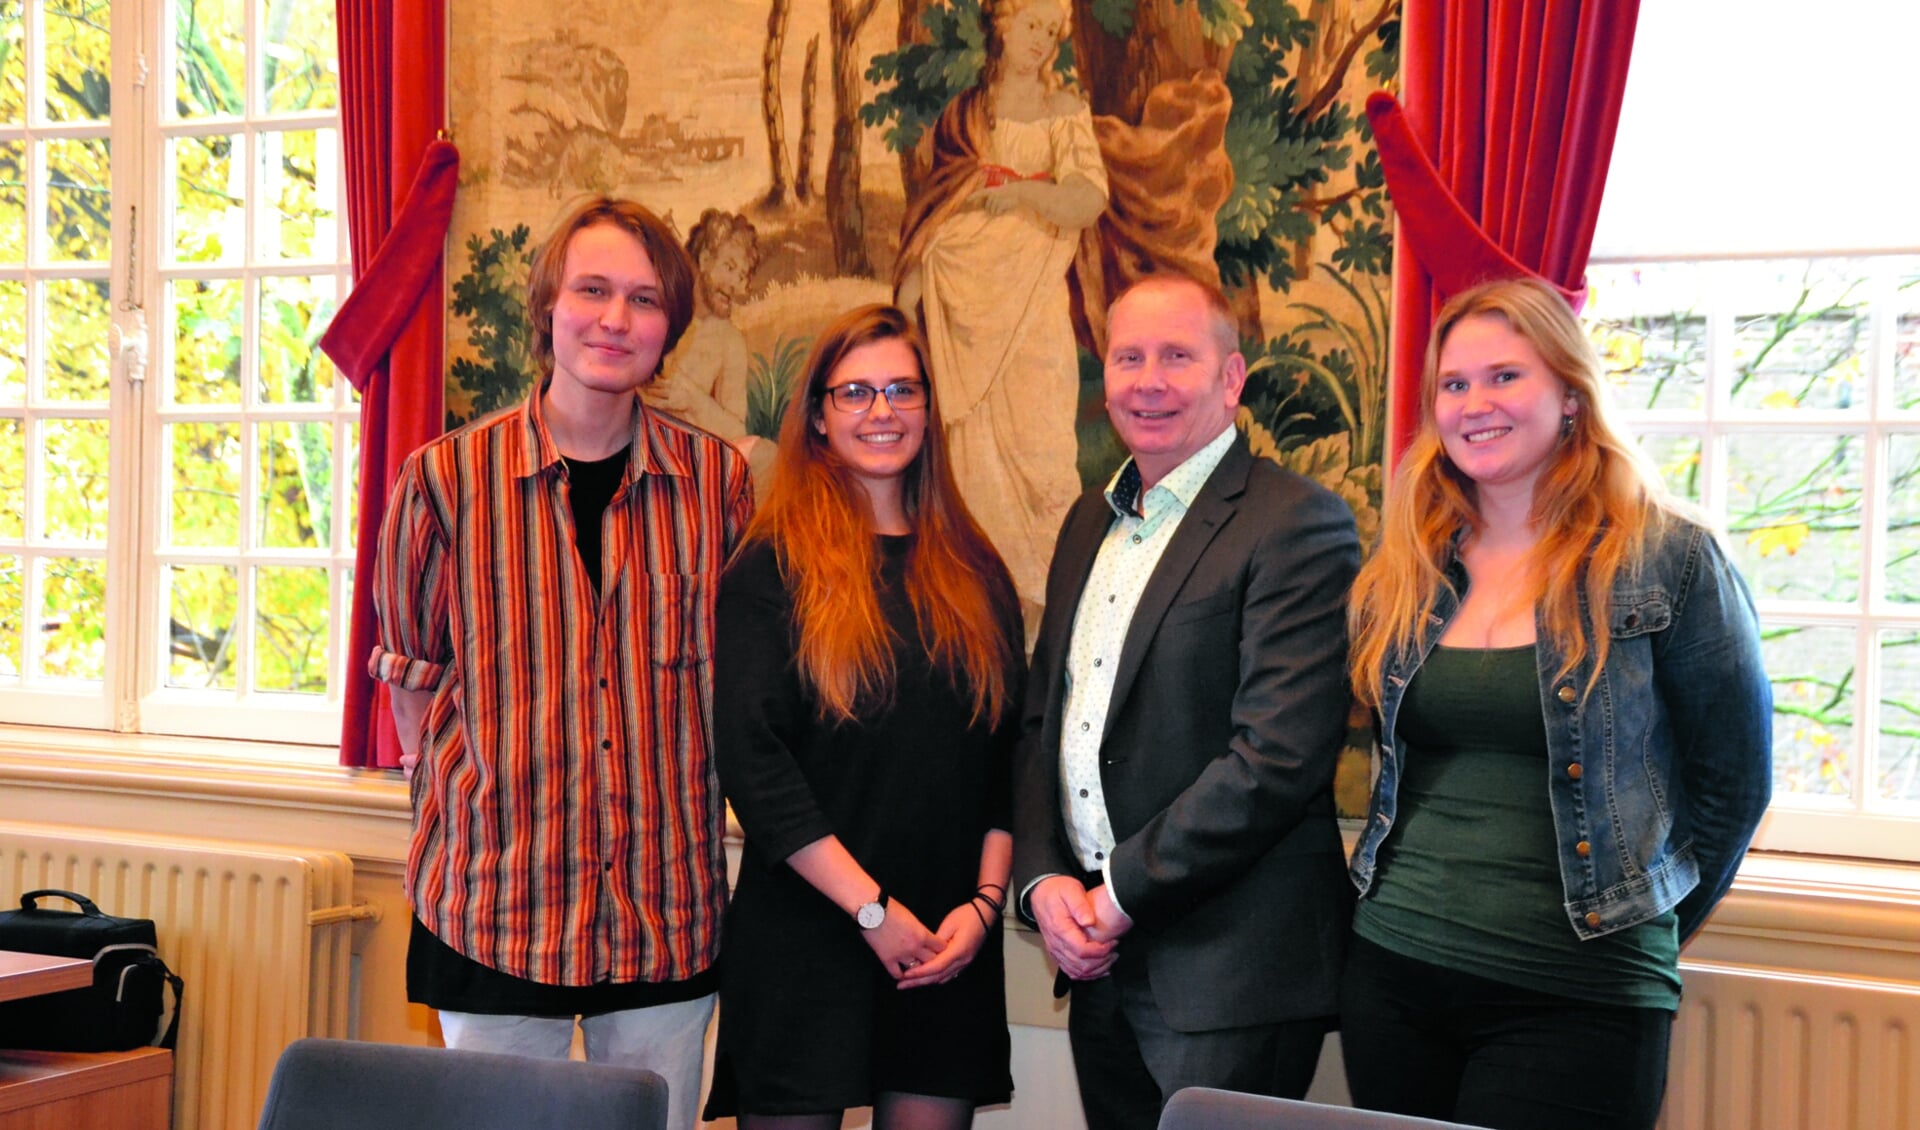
[{"xmin": 1340, "ymin": 278, "xmax": 1772, "ymax": 1130}]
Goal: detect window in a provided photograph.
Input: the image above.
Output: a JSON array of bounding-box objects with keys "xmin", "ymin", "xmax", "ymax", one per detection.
[
  {"xmin": 1586, "ymin": 1, "xmax": 1920, "ymax": 858},
  {"xmin": 1583, "ymin": 259, "xmax": 1920, "ymax": 859},
  {"xmin": 0, "ymin": 1, "xmax": 351, "ymax": 746}
]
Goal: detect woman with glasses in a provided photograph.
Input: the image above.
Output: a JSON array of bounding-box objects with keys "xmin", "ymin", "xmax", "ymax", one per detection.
[{"xmin": 704, "ymin": 304, "xmax": 1023, "ymax": 1129}]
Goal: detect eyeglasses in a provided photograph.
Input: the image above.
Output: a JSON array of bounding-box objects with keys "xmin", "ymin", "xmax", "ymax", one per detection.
[{"xmin": 822, "ymin": 380, "xmax": 928, "ymax": 413}]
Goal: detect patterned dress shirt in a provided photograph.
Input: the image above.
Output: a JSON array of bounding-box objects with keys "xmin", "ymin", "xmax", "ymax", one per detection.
[
  {"xmin": 1058, "ymin": 423, "xmax": 1238, "ymax": 911},
  {"xmin": 370, "ymin": 389, "xmax": 753, "ymax": 986}
]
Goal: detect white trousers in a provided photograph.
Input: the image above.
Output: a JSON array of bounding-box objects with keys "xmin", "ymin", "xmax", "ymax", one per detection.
[{"xmin": 438, "ymin": 993, "xmax": 716, "ymax": 1130}]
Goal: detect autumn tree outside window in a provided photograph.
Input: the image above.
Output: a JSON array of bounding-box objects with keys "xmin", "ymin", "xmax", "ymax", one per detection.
[{"xmin": 0, "ymin": 0, "xmax": 353, "ymax": 748}]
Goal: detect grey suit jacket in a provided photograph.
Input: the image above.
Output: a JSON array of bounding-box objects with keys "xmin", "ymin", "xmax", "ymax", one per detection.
[{"xmin": 1013, "ymin": 433, "xmax": 1360, "ymax": 1031}]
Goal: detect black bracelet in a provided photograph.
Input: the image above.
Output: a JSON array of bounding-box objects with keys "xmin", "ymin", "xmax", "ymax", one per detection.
[
  {"xmin": 968, "ymin": 898, "xmax": 990, "ymax": 932},
  {"xmin": 971, "ymin": 891, "xmax": 1003, "ymax": 918}
]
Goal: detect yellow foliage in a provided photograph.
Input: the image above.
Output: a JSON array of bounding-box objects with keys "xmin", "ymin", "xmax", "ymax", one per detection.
[
  {"xmin": 1760, "ymin": 389, "xmax": 1801, "ymax": 410},
  {"xmin": 1747, "ymin": 522, "xmax": 1810, "ymax": 557}
]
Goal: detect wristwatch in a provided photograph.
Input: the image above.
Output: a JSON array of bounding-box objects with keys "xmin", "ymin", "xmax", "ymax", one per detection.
[{"xmin": 854, "ymin": 889, "xmax": 889, "ymax": 930}]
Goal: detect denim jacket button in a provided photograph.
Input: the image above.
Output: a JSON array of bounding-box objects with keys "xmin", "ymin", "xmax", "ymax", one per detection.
[
  {"xmin": 1556, "ymin": 685, "xmax": 1576, "ymax": 704},
  {"xmin": 1566, "ymin": 763, "xmax": 1583, "ymax": 780},
  {"xmin": 1584, "ymin": 911, "xmax": 1603, "ymax": 928},
  {"xmin": 1575, "ymin": 840, "xmax": 1592, "ymax": 857}
]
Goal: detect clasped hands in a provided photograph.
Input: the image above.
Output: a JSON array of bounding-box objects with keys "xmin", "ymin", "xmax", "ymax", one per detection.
[
  {"xmin": 859, "ymin": 895, "xmax": 993, "ymax": 991},
  {"xmin": 1029, "ymin": 875, "xmax": 1132, "ymax": 982}
]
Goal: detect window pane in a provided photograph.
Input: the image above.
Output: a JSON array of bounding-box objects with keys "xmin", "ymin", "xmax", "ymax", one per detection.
[
  {"xmin": 0, "ymin": 417, "xmax": 21, "ymax": 536},
  {"xmin": 345, "ymin": 417, "xmax": 359, "ymax": 544},
  {"xmin": 44, "ymin": 138, "xmax": 110, "ymax": 261},
  {"xmin": 171, "ymin": 134, "xmax": 243, "ymax": 262},
  {"xmin": 174, "ymin": 0, "xmax": 243, "ymax": 118},
  {"xmin": 43, "ymin": 0, "xmax": 109, "ymax": 123},
  {"xmin": 1897, "ymin": 281, "xmax": 1920, "ymax": 413},
  {"xmin": 1731, "ymin": 263, "xmax": 1868, "ymax": 412},
  {"xmin": 1880, "ymin": 630, "xmax": 1920, "ymax": 804},
  {"xmin": 1765, "ymin": 623, "xmax": 1856, "ymax": 799},
  {"xmin": 0, "ymin": 138, "xmax": 24, "ymax": 262},
  {"xmin": 257, "ymin": 420, "xmax": 330, "ymax": 548},
  {"xmin": 254, "ymin": 565, "xmax": 327, "ymax": 693},
  {"xmin": 39, "ymin": 417, "xmax": 106, "ymax": 541},
  {"xmin": 1726, "ymin": 433, "xmax": 1863, "ymax": 602},
  {"xmin": 1589, "ymin": 263, "xmax": 1711, "ymax": 413},
  {"xmin": 1636, "ymin": 433, "xmax": 1702, "ymax": 504},
  {"xmin": 258, "ymin": 128, "xmax": 336, "ymax": 260},
  {"xmin": 170, "ymin": 278, "xmax": 242, "ymax": 404},
  {"xmin": 167, "ymin": 421, "xmax": 239, "ymax": 546},
  {"xmin": 258, "ymin": 274, "xmax": 334, "ymax": 402},
  {"xmin": 0, "ymin": 279, "xmax": 22, "ymax": 402},
  {"xmin": 0, "ymin": 553, "xmax": 18, "ymax": 676},
  {"xmin": 261, "ymin": 0, "xmax": 336, "ymax": 113},
  {"xmin": 0, "ymin": 4, "xmax": 23, "ymax": 123},
  {"xmin": 42, "ymin": 277, "xmax": 109, "ymax": 400},
  {"xmin": 167, "ymin": 563, "xmax": 236, "ymax": 688},
  {"xmin": 39, "ymin": 554, "xmax": 103, "ymax": 680},
  {"xmin": 1888, "ymin": 435, "xmax": 1920, "ymax": 605}
]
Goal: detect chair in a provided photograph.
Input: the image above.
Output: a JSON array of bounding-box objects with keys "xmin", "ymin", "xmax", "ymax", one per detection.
[
  {"xmin": 1159, "ymin": 1087, "xmax": 1475, "ymax": 1129},
  {"xmin": 256, "ymin": 1037, "xmax": 668, "ymax": 1130}
]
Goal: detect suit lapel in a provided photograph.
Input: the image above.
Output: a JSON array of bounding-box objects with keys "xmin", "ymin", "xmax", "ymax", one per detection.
[
  {"xmin": 1101, "ymin": 438, "xmax": 1252, "ymax": 747},
  {"xmin": 1040, "ymin": 493, "xmax": 1113, "ymax": 718}
]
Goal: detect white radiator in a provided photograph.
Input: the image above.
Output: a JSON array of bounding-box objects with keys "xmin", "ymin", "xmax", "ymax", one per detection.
[
  {"xmin": 0, "ymin": 820, "xmax": 363, "ymax": 1130},
  {"xmin": 1664, "ymin": 960, "xmax": 1920, "ymax": 1130}
]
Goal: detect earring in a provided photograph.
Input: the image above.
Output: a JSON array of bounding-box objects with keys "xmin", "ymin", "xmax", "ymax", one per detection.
[{"xmin": 1561, "ymin": 414, "xmax": 1576, "ymax": 437}]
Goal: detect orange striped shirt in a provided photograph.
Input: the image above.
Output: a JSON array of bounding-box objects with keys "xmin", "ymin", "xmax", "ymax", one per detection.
[{"xmin": 369, "ymin": 390, "xmax": 753, "ymax": 986}]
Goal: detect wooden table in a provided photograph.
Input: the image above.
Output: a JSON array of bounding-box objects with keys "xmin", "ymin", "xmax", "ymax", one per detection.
[
  {"xmin": 0, "ymin": 952, "xmax": 90, "ymax": 1004},
  {"xmin": 0, "ymin": 1049, "xmax": 172, "ymax": 1130}
]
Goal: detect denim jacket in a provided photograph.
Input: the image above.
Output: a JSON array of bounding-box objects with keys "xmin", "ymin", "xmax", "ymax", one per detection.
[{"xmin": 1349, "ymin": 518, "xmax": 1773, "ymax": 942}]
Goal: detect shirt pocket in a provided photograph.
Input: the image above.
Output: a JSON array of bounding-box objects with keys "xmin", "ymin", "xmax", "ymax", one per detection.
[
  {"xmin": 646, "ymin": 572, "xmax": 713, "ymax": 667},
  {"xmin": 1609, "ymin": 588, "xmax": 1672, "ymax": 638}
]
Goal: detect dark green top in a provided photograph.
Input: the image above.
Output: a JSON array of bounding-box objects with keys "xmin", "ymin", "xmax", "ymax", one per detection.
[{"xmin": 1355, "ymin": 644, "xmax": 1681, "ymax": 1011}]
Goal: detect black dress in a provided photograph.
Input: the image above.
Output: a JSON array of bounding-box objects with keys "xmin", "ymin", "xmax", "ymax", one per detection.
[{"xmin": 704, "ymin": 535, "xmax": 1020, "ymax": 1116}]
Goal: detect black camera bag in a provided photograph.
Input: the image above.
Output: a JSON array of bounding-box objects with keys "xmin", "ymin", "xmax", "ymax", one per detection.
[{"xmin": 0, "ymin": 889, "xmax": 182, "ymax": 1051}]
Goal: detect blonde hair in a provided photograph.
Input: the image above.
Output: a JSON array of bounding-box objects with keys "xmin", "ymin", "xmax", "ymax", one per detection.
[{"xmin": 1348, "ymin": 277, "xmax": 1688, "ymax": 707}]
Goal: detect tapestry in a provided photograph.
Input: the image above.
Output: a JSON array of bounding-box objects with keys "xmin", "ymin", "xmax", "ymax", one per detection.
[{"xmin": 445, "ymin": 0, "xmax": 1401, "ymax": 814}]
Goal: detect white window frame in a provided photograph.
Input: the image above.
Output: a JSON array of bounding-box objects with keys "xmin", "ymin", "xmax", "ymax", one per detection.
[
  {"xmin": 0, "ymin": 0, "xmax": 353, "ymax": 754},
  {"xmin": 1587, "ymin": 252, "xmax": 1920, "ymax": 862}
]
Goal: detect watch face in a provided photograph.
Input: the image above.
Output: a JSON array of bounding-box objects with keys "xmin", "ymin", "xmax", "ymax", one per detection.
[{"xmin": 856, "ymin": 901, "xmax": 886, "ymax": 929}]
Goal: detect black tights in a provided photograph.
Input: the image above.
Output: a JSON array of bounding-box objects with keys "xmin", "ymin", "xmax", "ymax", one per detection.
[
  {"xmin": 737, "ymin": 1091, "xmax": 974, "ymax": 1130},
  {"xmin": 1339, "ymin": 935, "xmax": 1673, "ymax": 1130}
]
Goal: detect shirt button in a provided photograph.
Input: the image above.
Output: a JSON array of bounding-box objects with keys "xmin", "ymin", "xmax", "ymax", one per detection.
[
  {"xmin": 1081, "ymin": 722, "xmax": 1091, "ymax": 732},
  {"xmin": 601, "ymin": 739, "xmax": 613, "ymax": 750},
  {"xmin": 604, "ymin": 862, "xmax": 613, "ymax": 871},
  {"xmin": 1575, "ymin": 840, "xmax": 1592, "ymax": 857},
  {"xmin": 1078, "ymin": 788, "xmax": 1089, "ymax": 798},
  {"xmin": 1131, "ymin": 534, "xmax": 1142, "ymax": 544},
  {"xmin": 1585, "ymin": 911, "xmax": 1603, "ymax": 928},
  {"xmin": 599, "ymin": 677, "xmax": 609, "ymax": 689},
  {"xmin": 1567, "ymin": 763, "xmax": 1583, "ymax": 780},
  {"xmin": 1557, "ymin": 685, "xmax": 1576, "ymax": 704},
  {"xmin": 1107, "ymin": 594, "xmax": 1116, "ymax": 604},
  {"xmin": 1095, "ymin": 852, "xmax": 1105, "ymax": 861},
  {"xmin": 1094, "ymin": 658, "xmax": 1103, "ymax": 667}
]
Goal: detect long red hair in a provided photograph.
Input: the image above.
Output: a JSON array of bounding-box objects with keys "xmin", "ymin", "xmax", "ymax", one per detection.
[{"xmin": 744, "ymin": 304, "xmax": 1019, "ymax": 725}]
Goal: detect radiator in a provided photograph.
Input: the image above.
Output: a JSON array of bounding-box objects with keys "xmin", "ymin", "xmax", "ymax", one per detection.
[
  {"xmin": 0, "ymin": 820, "xmax": 363, "ymax": 1130},
  {"xmin": 1664, "ymin": 960, "xmax": 1920, "ymax": 1130}
]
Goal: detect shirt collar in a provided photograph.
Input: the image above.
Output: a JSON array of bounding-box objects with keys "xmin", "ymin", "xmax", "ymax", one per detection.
[
  {"xmin": 1104, "ymin": 421, "xmax": 1238, "ymax": 519},
  {"xmin": 509, "ymin": 384, "xmax": 688, "ymax": 480}
]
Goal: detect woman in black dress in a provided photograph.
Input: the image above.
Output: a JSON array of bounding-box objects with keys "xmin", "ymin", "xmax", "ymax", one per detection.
[{"xmin": 705, "ymin": 304, "xmax": 1022, "ymax": 1129}]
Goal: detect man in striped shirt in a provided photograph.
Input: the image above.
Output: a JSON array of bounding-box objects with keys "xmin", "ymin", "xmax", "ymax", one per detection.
[{"xmin": 370, "ymin": 196, "xmax": 753, "ymax": 1130}]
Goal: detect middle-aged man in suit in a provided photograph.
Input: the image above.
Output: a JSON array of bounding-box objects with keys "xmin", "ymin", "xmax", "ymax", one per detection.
[{"xmin": 1013, "ymin": 271, "xmax": 1362, "ymax": 1130}]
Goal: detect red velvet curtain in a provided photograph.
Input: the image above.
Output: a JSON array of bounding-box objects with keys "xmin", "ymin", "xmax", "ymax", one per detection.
[
  {"xmin": 1378, "ymin": 0, "xmax": 1640, "ymax": 462},
  {"xmin": 327, "ymin": 1, "xmax": 452, "ymax": 769}
]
